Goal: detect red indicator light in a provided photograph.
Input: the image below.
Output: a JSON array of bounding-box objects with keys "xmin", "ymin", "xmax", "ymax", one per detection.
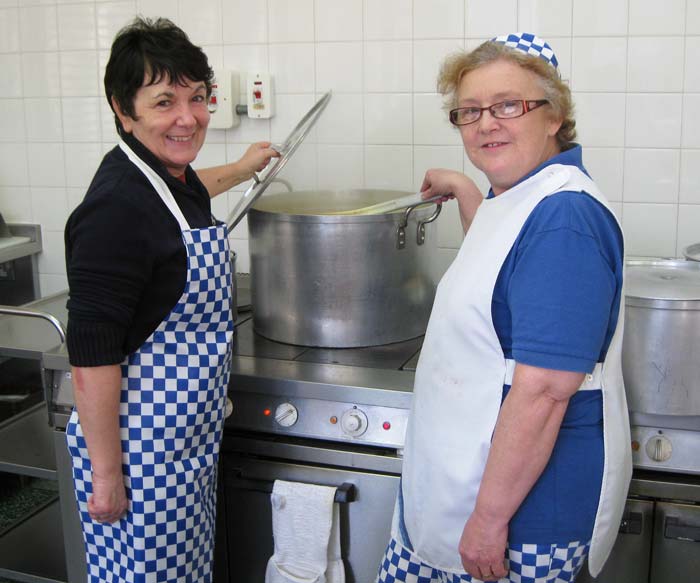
[
  {"xmin": 263, "ymin": 408, "xmax": 271, "ymax": 417},
  {"xmin": 382, "ymin": 421, "xmax": 391, "ymax": 430}
]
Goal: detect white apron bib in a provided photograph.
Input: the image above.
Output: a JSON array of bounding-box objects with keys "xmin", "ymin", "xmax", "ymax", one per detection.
[
  {"xmin": 66, "ymin": 141, "xmax": 234, "ymax": 583},
  {"xmin": 399, "ymin": 164, "xmax": 632, "ymax": 576}
]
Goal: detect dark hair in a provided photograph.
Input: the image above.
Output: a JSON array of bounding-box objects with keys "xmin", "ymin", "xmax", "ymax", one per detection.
[{"xmin": 104, "ymin": 16, "xmax": 214, "ymax": 136}]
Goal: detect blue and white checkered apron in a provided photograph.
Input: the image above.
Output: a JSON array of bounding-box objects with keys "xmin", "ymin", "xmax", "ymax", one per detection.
[
  {"xmin": 66, "ymin": 222, "xmax": 234, "ymax": 583},
  {"xmin": 377, "ymin": 537, "xmax": 589, "ymax": 583}
]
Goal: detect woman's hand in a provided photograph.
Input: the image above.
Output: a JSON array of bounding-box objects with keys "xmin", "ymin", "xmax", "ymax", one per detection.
[
  {"xmin": 420, "ymin": 169, "xmax": 483, "ymax": 233},
  {"xmin": 88, "ymin": 470, "xmax": 128, "ymax": 524},
  {"xmin": 237, "ymin": 141, "xmax": 280, "ymax": 180},
  {"xmin": 458, "ymin": 509, "xmax": 509, "ymax": 581}
]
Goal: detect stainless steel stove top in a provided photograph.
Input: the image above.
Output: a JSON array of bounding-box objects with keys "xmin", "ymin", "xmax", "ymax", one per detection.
[{"xmin": 225, "ymin": 315, "xmax": 420, "ymax": 449}]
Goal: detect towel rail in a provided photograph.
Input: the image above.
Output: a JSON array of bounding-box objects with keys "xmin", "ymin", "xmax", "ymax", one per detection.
[{"xmin": 227, "ymin": 475, "xmax": 356, "ymax": 503}]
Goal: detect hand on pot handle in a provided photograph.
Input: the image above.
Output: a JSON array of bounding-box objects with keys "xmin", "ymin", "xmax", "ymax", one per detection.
[{"xmin": 420, "ymin": 169, "xmax": 483, "ymax": 234}]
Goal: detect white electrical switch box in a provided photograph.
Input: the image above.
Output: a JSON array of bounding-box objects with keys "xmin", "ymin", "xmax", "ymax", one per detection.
[
  {"xmin": 208, "ymin": 69, "xmax": 240, "ymax": 129},
  {"xmin": 246, "ymin": 72, "xmax": 274, "ymax": 119}
]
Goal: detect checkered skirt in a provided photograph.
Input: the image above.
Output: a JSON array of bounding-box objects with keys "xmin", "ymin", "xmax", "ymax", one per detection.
[
  {"xmin": 66, "ymin": 224, "xmax": 234, "ymax": 583},
  {"xmin": 377, "ymin": 537, "xmax": 589, "ymax": 583}
]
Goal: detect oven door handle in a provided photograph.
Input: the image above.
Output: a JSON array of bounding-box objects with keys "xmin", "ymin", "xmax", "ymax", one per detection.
[{"xmin": 228, "ymin": 475, "xmax": 356, "ymax": 503}]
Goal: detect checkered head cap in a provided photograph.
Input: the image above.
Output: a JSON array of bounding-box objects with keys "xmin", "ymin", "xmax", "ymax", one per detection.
[{"xmin": 491, "ymin": 32, "xmax": 559, "ymax": 70}]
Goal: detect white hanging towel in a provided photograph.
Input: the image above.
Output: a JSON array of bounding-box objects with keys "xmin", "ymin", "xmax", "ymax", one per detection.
[{"xmin": 265, "ymin": 480, "xmax": 346, "ymax": 583}]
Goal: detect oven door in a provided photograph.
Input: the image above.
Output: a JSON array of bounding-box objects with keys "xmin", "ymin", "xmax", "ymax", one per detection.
[
  {"xmin": 220, "ymin": 435, "xmax": 400, "ymax": 583},
  {"xmin": 650, "ymin": 501, "xmax": 700, "ymax": 583}
]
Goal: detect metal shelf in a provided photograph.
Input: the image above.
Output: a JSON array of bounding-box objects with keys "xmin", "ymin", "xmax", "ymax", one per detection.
[
  {"xmin": 0, "ymin": 497, "xmax": 67, "ymax": 583},
  {"xmin": 0, "ymin": 403, "xmax": 56, "ymax": 480}
]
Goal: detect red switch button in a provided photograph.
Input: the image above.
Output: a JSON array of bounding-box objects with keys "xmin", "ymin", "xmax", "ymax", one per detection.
[
  {"xmin": 382, "ymin": 421, "xmax": 391, "ymax": 430},
  {"xmin": 253, "ymin": 90, "xmax": 262, "ymax": 99}
]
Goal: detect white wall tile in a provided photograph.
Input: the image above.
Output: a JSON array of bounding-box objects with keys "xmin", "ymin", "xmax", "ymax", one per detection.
[
  {"xmin": 315, "ymin": 93, "xmax": 363, "ymax": 144},
  {"xmin": 677, "ymin": 204, "xmax": 700, "ymax": 254},
  {"xmin": 270, "ymin": 141, "xmax": 317, "ymax": 190},
  {"xmin": 466, "ymin": 0, "xmax": 518, "ymax": 39},
  {"xmin": 688, "ymin": 2, "xmax": 700, "ymax": 35},
  {"xmin": 574, "ymin": 93, "xmax": 626, "ymax": 147},
  {"xmin": 608, "ymin": 201, "xmax": 622, "ymax": 223},
  {"xmin": 572, "ymin": 0, "xmax": 627, "ymax": 36},
  {"xmin": 518, "ymin": 0, "xmax": 572, "ymax": 38},
  {"xmin": 413, "ymin": 0, "xmax": 463, "ymax": 39},
  {"xmin": 19, "ymin": 4, "xmax": 58, "ymax": 52},
  {"xmin": 364, "ymin": 93, "xmax": 412, "ymax": 144},
  {"xmin": 269, "ymin": 43, "xmax": 315, "ymax": 93},
  {"xmin": 65, "ymin": 143, "xmax": 103, "ymax": 187},
  {"xmin": 27, "ymin": 142, "xmax": 65, "ymax": 187},
  {"xmin": 268, "ymin": 0, "xmax": 314, "ymax": 43},
  {"xmin": 39, "ymin": 273, "xmax": 69, "ymax": 297},
  {"xmin": 60, "ymin": 51, "xmax": 99, "ymax": 97},
  {"xmin": 0, "ymin": 186, "xmax": 31, "ymax": 221},
  {"xmin": 413, "ymin": 39, "xmax": 464, "ymax": 93},
  {"xmin": 222, "ymin": 45, "xmax": 270, "ymax": 79},
  {"xmin": 37, "ymin": 230, "xmax": 66, "ymax": 275},
  {"xmin": 67, "ymin": 187, "xmax": 84, "ymax": 213},
  {"xmin": 179, "ymin": 0, "xmax": 222, "ymax": 46},
  {"xmin": 571, "ymin": 37, "xmax": 626, "ymax": 91},
  {"xmin": 682, "ymin": 94, "xmax": 700, "ymax": 149},
  {"xmin": 623, "ymin": 149, "xmax": 680, "ymax": 203},
  {"xmin": 549, "ymin": 37, "xmax": 572, "ymax": 82},
  {"xmin": 365, "ymin": 145, "xmax": 412, "ymax": 190},
  {"xmin": 413, "ymin": 145, "xmax": 465, "ymax": 247},
  {"xmin": 100, "ymin": 99, "xmax": 119, "ymax": 143},
  {"xmin": 222, "ymin": 0, "xmax": 267, "ymax": 45},
  {"xmin": 680, "ymin": 150, "xmax": 700, "ymax": 204},
  {"xmin": 629, "ymin": 0, "xmax": 685, "ymax": 36},
  {"xmin": 21, "ymin": 52, "xmax": 61, "ymax": 97},
  {"xmin": 685, "ymin": 37, "xmax": 700, "ymax": 92},
  {"xmin": 136, "ymin": 0, "xmax": 177, "ymax": 22},
  {"xmin": 0, "ymin": 143, "xmax": 28, "ymax": 185},
  {"xmin": 225, "ymin": 114, "xmax": 271, "ymax": 146},
  {"xmin": 316, "ymin": 42, "xmax": 363, "ymax": 93},
  {"xmin": 315, "ymin": 0, "xmax": 362, "ymax": 42},
  {"xmin": 364, "ymin": 41, "xmax": 412, "ymax": 93},
  {"xmin": 96, "ymin": 1, "xmax": 135, "ymax": 50},
  {"xmin": 229, "ymin": 238, "xmax": 250, "ymax": 272},
  {"xmin": 582, "ymin": 147, "xmax": 624, "ymax": 201},
  {"xmin": 1, "ymin": 99, "xmax": 25, "ymax": 142},
  {"xmin": 0, "ymin": 7, "xmax": 19, "ymax": 52},
  {"xmin": 317, "ymin": 145, "xmax": 364, "ymax": 190},
  {"xmin": 627, "ymin": 37, "xmax": 684, "ymax": 93},
  {"xmin": 414, "ymin": 93, "xmax": 457, "ymax": 145},
  {"xmin": 623, "ymin": 203, "xmax": 677, "ymax": 257},
  {"xmin": 62, "ymin": 97, "xmax": 101, "ymax": 142},
  {"xmin": 626, "ymin": 94, "xmax": 682, "ymax": 148},
  {"xmin": 270, "ymin": 93, "xmax": 315, "ymax": 143},
  {"xmin": 0, "ymin": 54, "xmax": 22, "ymax": 97},
  {"xmin": 31, "ymin": 186, "xmax": 68, "ymax": 231},
  {"xmin": 57, "ymin": 3, "xmax": 96, "ymax": 50},
  {"xmin": 24, "ymin": 97, "xmax": 62, "ymax": 142},
  {"xmin": 364, "ymin": 0, "xmax": 412, "ymax": 40}
]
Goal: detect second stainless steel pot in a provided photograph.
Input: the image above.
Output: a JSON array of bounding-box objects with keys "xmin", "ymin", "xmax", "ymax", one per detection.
[
  {"xmin": 248, "ymin": 189, "xmax": 441, "ymax": 347},
  {"xmin": 622, "ymin": 259, "xmax": 700, "ymax": 416}
]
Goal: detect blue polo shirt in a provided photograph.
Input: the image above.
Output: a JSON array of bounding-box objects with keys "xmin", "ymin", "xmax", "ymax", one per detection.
[{"xmin": 492, "ymin": 144, "xmax": 624, "ymax": 543}]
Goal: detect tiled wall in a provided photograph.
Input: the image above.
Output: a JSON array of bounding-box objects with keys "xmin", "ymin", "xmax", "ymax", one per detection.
[{"xmin": 1, "ymin": 0, "xmax": 700, "ymax": 295}]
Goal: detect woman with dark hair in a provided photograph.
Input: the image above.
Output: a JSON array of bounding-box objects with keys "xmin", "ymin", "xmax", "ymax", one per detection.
[
  {"xmin": 64, "ymin": 16, "xmax": 277, "ymax": 582},
  {"xmin": 377, "ymin": 34, "xmax": 631, "ymax": 583}
]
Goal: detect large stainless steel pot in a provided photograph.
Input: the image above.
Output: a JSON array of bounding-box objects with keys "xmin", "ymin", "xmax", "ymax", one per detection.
[
  {"xmin": 622, "ymin": 259, "xmax": 700, "ymax": 416},
  {"xmin": 248, "ymin": 189, "xmax": 441, "ymax": 347}
]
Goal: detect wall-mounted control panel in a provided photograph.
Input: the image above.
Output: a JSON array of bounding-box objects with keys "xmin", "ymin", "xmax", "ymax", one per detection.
[
  {"xmin": 208, "ymin": 69, "xmax": 240, "ymax": 129},
  {"xmin": 246, "ymin": 72, "xmax": 274, "ymax": 119}
]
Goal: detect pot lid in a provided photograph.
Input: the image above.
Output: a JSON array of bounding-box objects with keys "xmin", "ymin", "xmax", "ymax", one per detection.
[{"xmin": 626, "ymin": 259, "xmax": 700, "ymax": 301}]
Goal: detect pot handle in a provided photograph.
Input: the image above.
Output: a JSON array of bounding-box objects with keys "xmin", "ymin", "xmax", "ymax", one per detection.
[{"xmin": 396, "ymin": 201, "xmax": 442, "ymax": 249}]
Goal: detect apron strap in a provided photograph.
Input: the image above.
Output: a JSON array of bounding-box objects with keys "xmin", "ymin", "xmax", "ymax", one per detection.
[
  {"xmin": 504, "ymin": 359, "xmax": 603, "ymax": 391},
  {"xmin": 119, "ymin": 141, "xmax": 191, "ymax": 232}
]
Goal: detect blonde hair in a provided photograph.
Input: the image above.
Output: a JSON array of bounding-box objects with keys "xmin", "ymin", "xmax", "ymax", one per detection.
[{"xmin": 437, "ymin": 41, "xmax": 576, "ymax": 147}]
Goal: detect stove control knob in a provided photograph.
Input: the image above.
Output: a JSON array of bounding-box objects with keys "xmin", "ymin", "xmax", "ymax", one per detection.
[
  {"xmin": 341, "ymin": 408, "xmax": 368, "ymax": 437},
  {"xmin": 646, "ymin": 435, "xmax": 672, "ymax": 462},
  {"xmin": 275, "ymin": 403, "xmax": 298, "ymax": 427}
]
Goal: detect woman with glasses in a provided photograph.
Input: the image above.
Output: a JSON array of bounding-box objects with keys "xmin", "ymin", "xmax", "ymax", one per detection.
[{"xmin": 377, "ymin": 34, "xmax": 631, "ymax": 583}]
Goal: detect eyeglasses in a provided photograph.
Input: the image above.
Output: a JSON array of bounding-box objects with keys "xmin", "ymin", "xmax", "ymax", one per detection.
[{"xmin": 449, "ymin": 99, "xmax": 549, "ymax": 126}]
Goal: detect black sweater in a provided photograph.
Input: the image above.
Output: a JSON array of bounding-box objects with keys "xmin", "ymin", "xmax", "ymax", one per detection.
[{"xmin": 65, "ymin": 133, "xmax": 215, "ymax": 367}]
